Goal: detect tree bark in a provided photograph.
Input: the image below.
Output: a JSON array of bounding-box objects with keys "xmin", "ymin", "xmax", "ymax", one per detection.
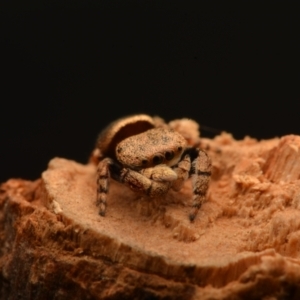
[{"xmin": 2, "ymin": 133, "xmax": 300, "ymax": 299}]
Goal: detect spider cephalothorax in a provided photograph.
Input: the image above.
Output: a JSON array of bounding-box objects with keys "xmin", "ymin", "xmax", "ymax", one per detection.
[{"xmin": 93, "ymin": 114, "xmax": 211, "ymax": 222}]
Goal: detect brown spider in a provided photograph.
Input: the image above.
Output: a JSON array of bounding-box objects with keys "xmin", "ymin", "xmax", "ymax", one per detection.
[{"xmin": 92, "ymin": 114, "xmax": 211, "ymax": 222}]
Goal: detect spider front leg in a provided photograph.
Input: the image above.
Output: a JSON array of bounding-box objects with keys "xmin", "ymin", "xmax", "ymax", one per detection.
[
  {"xmin": 188, "ymin": 148, "xmax": 212, "ymax": 222},
  {"xmin": 118, "ymin": 167, "xmax": 173, "ymax": 198},
  {"xmin": 171, "ymin": 154, "xmax": 191, "ymax": 191},
  {"xmin": 97, "ymin": 157, "xmax": 113, "ymax": 216},
  {"xmin": 97, "ymin": 159, "xmax": 174, "ymax": 216},
  {"xmin": 140, "ymin": 164, "xmax": 178, "ymax": 182}
]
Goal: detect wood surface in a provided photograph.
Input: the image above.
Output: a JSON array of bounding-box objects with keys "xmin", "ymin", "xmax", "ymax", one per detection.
[{"xmin": 1, "ymin": 133, "xmax": 300, "ymax": 299}]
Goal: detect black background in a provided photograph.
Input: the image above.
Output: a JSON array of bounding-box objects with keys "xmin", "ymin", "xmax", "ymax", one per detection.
[{"xmin": 1, "ymin": 1, "xmax": 299, "ymax": 183}]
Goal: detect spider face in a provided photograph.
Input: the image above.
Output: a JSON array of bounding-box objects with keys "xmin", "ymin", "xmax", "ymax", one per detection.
[
  {"xmin": 115, "ymin": 127, "xmax": 186, "ymax": 169},
  {"xmin": 94, "ymin": 114, "xmax": 212, "ymax": 222}
]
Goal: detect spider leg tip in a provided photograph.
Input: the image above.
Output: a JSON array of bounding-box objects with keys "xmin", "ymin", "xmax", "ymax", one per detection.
[
  {"xmin": 99, "ymin": 210, "xmax": 106, "ymax": 217},
  {"xmin": 189, "ymin": 214, "xmax": 196, "ymax": 222}
]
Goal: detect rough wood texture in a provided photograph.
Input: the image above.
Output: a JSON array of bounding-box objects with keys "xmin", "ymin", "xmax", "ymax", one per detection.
[{"xmin": 2, "ymin": 134, "xmax": 300, "ymax": 299}]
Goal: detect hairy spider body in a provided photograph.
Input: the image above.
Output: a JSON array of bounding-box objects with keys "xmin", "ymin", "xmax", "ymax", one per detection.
[{"xmin": 94, "ymin": 114, "xmax": 211, "ymax": 222}]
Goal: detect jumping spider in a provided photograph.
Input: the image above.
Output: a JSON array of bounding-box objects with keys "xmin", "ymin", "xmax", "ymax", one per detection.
[{"xmin": 93, "ymin": 114, "xmax": 212, "ymax": 222}]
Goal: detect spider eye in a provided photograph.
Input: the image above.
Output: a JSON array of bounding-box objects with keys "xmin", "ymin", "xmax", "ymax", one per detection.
[
  {"xmin": 178, "ymin": 146, "xmax": 183, "ymax": 152},
  {"xmin": 142, "ymin": 159, "xmax": 148, "ymax": 165},
  {"xmin": 153, "ymin": 155, "xmax": 163, "ymax": 165},
  {"xmin": 165, "ymin": 151, "xmax": 174, "ymax": 161}
]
